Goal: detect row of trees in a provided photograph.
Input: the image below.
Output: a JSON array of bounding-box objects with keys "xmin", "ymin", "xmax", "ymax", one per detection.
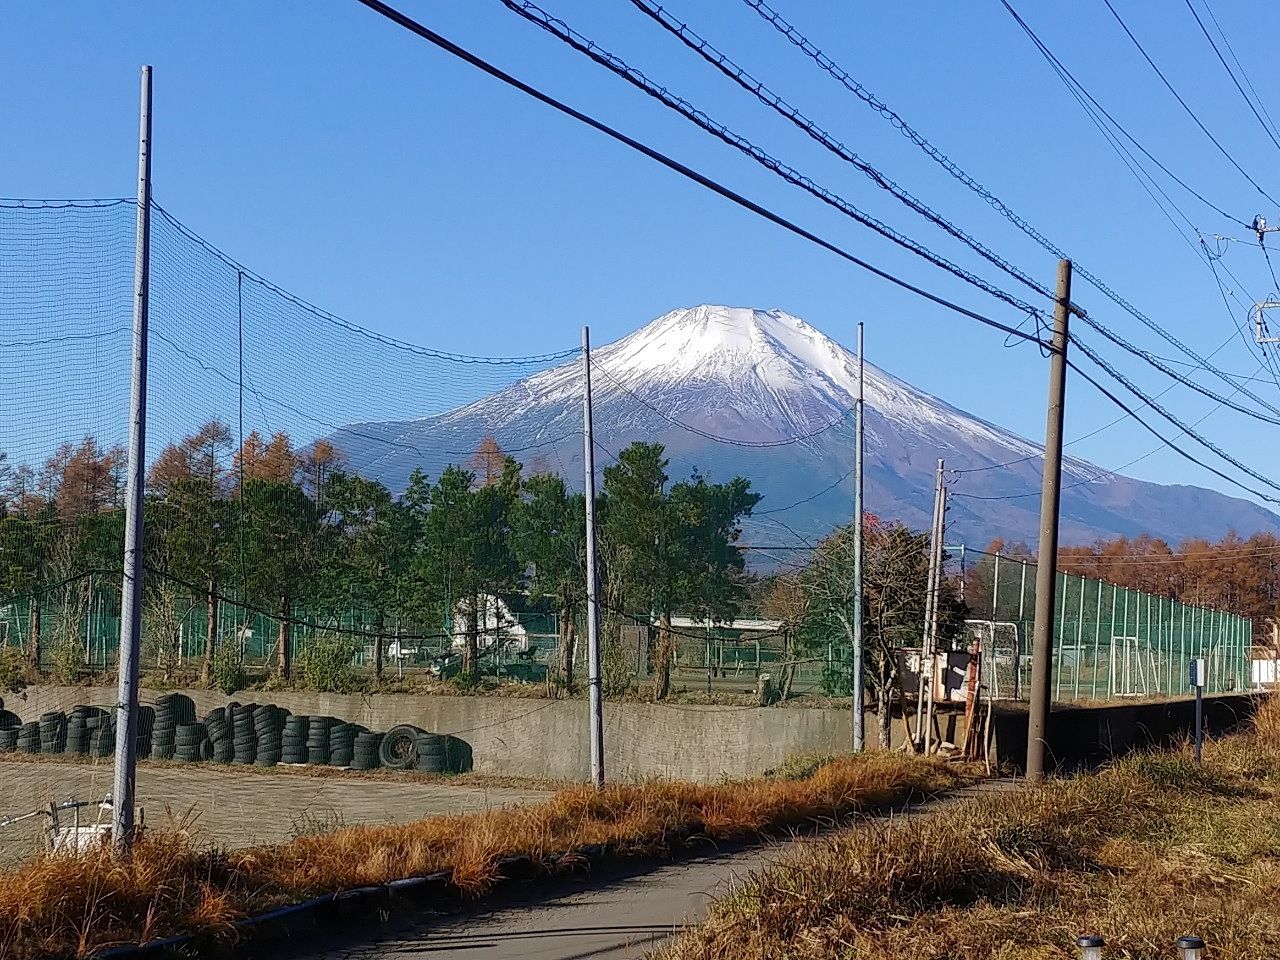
[
  {"xmin": 759, "ymin": 516, "xmax": 964, "ymax": 746},
  {"xmin": 0, "ymin": 424, "xmax": 771, "ymax": 698},
  {"xmin": 1, "ymin": 423, "xmax": 966, "ymax": 719},
  {"xmin": 1057, "ymin": 532, "xmax": 1280, "ymax": 637}
]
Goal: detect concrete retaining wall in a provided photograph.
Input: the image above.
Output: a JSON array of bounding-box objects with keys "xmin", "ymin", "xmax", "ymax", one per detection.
[
  {"xmin": 5, "ymin": 686, "xmax": 1258, "ymax": 781},
  {"xmin": 2, "ymin": 686, "xmax": 907, "ymax": 782},
  {"xmin": 992, "ymin": 693, "xmax": 1257, "ymax": 773}
]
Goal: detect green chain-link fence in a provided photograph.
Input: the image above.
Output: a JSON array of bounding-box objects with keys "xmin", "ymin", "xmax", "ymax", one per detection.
[{"xmin": 953, "ymin": 546, "xmax": 1252, "ymax": 700}]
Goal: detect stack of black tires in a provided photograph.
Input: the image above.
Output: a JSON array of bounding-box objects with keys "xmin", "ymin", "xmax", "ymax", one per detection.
[
  {"xmin": 306, "ymin": 715, "xmax": 333, "ymax": 765},
  {"xmin": 352, "ymin": 731, "xmax": 383, "ymax": 770},
  {"xmin": 230, "ymin": 703, "xmax": 257, "ymax": 764},
  {"xmin": 0, "ymin": 698, "xmax": 470, "ymax": 776},
  {"xmin": 205, "ymin": 707, "xmax": 234, "ymax": 763},
  {"xmin": 329, "ymin": 722, "xmax": 364, "ymax": 767},
  {"xmin": 152, "ymin": 694, "xmax": 196, "ymax": 761},
  {"xmin": 281, "ymin": 715, "xmax": 309, "ymax": 764},
  {"xmin": 16, "ymin": 721, "xmax": 40, "ymax": 754},
  {"xmin": 0, "ymin": 706, "xmax": 20, "ymax": 752},
  {"xmin": 89, "ymin": 714, "xmax": 115, "ymax": 757},
  {"xmin": 255, "ymin": 705, "xmax": 284, "ymax": 766},
  {"xmin": 65, "ymin": 706, "xmax": 103, "ymax": 755},
  {"xmin": 38, "ymin": 711, "xmax": 66, "ymax": 754},
  {"xmin": 174, "ymin": 722, "xmax": 209, "ymax": 762}
]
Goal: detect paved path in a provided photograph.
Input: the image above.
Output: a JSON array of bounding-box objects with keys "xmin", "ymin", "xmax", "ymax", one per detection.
[
  {"xmin": 0, "ymin": 760, "xmax": 550, "ymax": 864},
  {"xmin": 286, "ymin": 780, "xmax": 1017, "ymax": 960}
]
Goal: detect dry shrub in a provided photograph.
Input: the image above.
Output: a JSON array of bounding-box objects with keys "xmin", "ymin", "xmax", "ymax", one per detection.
[
  {"xmin": 662, "ymin": 694, "xmax": 1280, "ymax": 960},
  {"xmin": 0, "ymin": 753, "xmax": 958, "ymax": 960}
]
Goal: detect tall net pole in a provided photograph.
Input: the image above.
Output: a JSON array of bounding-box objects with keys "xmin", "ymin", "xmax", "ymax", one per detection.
[
  {"xmin": 112, "ymin": 64, "xmax": 153, "ymax": 850},
  {"xmin": 851, "ymin": 321, "xmax": 865, "ymax": 753},
  {"xmin": 581, "ymin": 326, "xmax": 604, "ymax": 788}
]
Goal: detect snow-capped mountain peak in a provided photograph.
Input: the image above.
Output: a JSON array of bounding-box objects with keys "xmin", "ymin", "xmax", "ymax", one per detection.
[{"xmin": 330, "ymin": 305, "xmax": 1280, "ymax": 546}]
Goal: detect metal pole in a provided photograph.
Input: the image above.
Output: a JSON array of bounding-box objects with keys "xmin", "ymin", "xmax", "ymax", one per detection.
[
  {"xmin": 924, "ymin": 483, "xmax": 947, "ymax": 754},
  {"xmin": 914, "ymin": 460, "xmax": 944, "ymax": 749},
  {"xmin": 112, "ymin": 64, "xmax": 153, "ymax": 851},
  {"xmin": 1073, "ymin": 575, "xmax": 1084, "ymax": 700},
  {"xmin": 852, "ymin": 321, "xmax": 865, "ymax": 752},
  {"xmin": 1055, "ymin": 572, "xmax": 1067, "ymax": 701},
  {"xmin": 1016, "ymin": 559, "xmax": 1027, "ymax": 699},
  {"xmin": 992, "ymin": 552, "xmax": 1001, "ymax": 624},
  {"xmin": 1109, "ymin": 584, "xmax": 1118, "ymax": 697},
  {"xmin": 1089, "ymin": 578, "xmax": 1101, "ymax": 699},
  {"xmin": 1179, "ymin": 602, "xmax": 1187, "ymax": 694},
  {"xmin": 581, "ymin": 326, "xmax": 604, "ymax": 788},
  {"xmin": 1026, "ymin": 259, "xmax": 1072, "ymax": 782}
]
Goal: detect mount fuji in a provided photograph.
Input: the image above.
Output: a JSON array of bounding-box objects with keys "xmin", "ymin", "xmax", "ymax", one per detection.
[{"xmin": 330, "ymin": 305, "xmax": 1280, "ymax": 549}]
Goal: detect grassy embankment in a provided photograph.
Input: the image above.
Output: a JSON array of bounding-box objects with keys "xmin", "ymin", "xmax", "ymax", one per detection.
[
  {"xmin": 0, "ymin": 752, "xmax": 962, "ymax": 959},
  {"xmin": 663, "ymin": 697, "xmax": 1280, "ymax": 960}
]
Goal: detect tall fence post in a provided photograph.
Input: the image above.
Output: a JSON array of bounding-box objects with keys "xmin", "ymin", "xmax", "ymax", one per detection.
[
  {"xmin": 1026, "ymin": 258, "xmax": 1072, "ymax": 782},
  {"xmin": 113, "ymin": 64, "xmax": 153, "ymax": 852},
  {"xmin": 581, "ymin": 326, "xmax": 604, "ymax": 788},
  {"xmin": 851, "ymin": 321, "xmax": 865, "ymax": 753}
]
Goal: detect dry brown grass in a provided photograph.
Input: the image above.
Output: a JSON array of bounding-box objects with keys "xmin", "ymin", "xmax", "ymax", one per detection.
[
  {"xmin": 662, "ymin": 699, "xmax": 1280, "ymax": 960},
  {"xmin": 0, "ymin": 753, "xmax": 960, "ymax": 960},
  {"xmin": 0, "ymin": 750, "xmax": 570, "ymax": 793}
]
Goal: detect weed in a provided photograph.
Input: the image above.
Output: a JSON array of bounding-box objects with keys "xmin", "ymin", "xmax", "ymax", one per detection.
[
  {"xmin": 0, "ymin": 753, "xmax": 959, "ymax": 959},
  {"xmin": 209, "ymin": 643, "xmax": 246, "ymax": 696},
  {"xmin": 659, "ymin": 696, "xmax": 1280, "ymax": 960}
]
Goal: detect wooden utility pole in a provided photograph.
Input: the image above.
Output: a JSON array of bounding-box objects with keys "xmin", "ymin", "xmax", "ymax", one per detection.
[{"xmin": 1026, "ymin": 259, "xmax": 1072, "ymax": 782}]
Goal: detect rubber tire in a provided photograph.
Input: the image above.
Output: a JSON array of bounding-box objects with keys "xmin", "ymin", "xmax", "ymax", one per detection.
[{"xmin": 377, "ymin": 725, "xmax": 423, "ymax": 770}]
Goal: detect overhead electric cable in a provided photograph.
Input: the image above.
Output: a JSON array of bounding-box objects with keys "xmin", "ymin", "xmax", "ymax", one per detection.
[
  {"xmin": 953, "ymin": 324, "xmax": 1247, "ymax": 477},
  {"xmin": 623, "ymin": 0, "xmax": 1064, "ymax": 312},
  {"xmin": 349, "ymin": 0, "xmax": 1048, "ymax": 346},
  {"xmin": 493, "ymin": 0, "xmax": 1048, "ymax": 324},
  {"xmin": 999, "ymin": 0, "xmax": 1280, "ymax": 413},
  {"xmin": 957, "ymin": 357, "xmax": 1266, "ymax": 500},
  {"xmin": 1098, "ymin": 0, "xmax": 1280, "ymax": 206},
  {"xmin": 740, "ymin": 0, "xmax": 1273, "ymax": 416},
  {"xmin": 742, "ymin": 0, "xmax": 1246, "ymax": 227},
  {"xmin": 1182, "ymin": 0, "xmax": 1280, "ymax": 154},
  {"xmin": 512, "ymin": 0, "xmax": 1280, "ymax": 426},
  {"xmin": 1067, "ymin": 338, "xmax": 1280, "ymax": 500},
  {"xmin": 1198, "ymin": 0, "xmax": 1280, "ymax": 142}
]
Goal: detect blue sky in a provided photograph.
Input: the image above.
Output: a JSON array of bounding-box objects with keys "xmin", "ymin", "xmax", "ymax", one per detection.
[{"xmin": 4, "ymin": 1, "xmax": 1280, "ymax": 514}]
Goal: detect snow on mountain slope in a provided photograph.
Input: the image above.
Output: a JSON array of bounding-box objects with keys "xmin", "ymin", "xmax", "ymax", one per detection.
[{"xmin": 331, "ymin": 305, "xmax": 1280, "ymax": 547}]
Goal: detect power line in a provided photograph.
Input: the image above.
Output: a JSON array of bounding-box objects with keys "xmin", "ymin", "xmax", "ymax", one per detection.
[
  {"xmin": 592, "ymin": 360, "xmax": 851, "ymax": 448},
  {"xmin": 1197, "ymin": 0, "xmax": 1280, "ymax": 143},
  {"xmin": 349, "ymin": 0, "xmax": 1049, "ymax": 347},
  {"xmin": 623, "ymin": 0, "xmax": 1063, "ymax": 312},
  {"xmin": 1066, "ymin": 347, "xmax": 1280, "ymax": 503},
  {"xmin": 741, "ymin": 0, "xmax": 1275, "ymax": 421},
  {"xmin": 952, "ymin": 325, "xmax": 1247, "ymax": 478},
  {"xmin": 955, "ymin": 356, "xmax": 1266, "ymax": 501},
  {"xmin": 1182, "ymin": 0, "xmax": 1280, "ymax": 155},
  {"xmin": 997, "ymin": 0, "xmax": 1280, "ymax": 414},
  {"xmin": 493, "ymin": 0, "xmax": 1048, "ymax": 325},
  {"xmin": 1098, "ymin": 0, "xmax": 1280, "ymax": 206}
]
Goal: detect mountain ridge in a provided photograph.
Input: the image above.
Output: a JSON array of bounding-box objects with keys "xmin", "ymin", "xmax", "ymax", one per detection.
[{"xmin": 331, "ymin": 305, "xmax": 1280, "ymax": 549}]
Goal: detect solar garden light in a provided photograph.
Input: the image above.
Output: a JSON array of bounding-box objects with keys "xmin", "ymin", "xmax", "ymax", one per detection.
[
  {"xmin": 1076, "ymin": 934, "xmax": 1105, "ymax": 960},
  {"xmin": 1177, "ymin": 936, "xmax": 1206, "ymax": 960}
]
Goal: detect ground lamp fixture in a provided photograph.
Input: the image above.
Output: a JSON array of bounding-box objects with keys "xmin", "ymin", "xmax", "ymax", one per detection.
[
  {"xmin": 1177, "ymin": 936, "xmax": 1206, "ymax": 960},
  {"xmin": 1076, "ymin": 934, "xmax": 1105, "ymax": 960}
]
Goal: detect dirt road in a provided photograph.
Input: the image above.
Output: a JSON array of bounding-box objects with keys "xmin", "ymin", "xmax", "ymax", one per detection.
[{"xmin": 0, "ymin": 759, "xmax": 550, "ymax": 864}]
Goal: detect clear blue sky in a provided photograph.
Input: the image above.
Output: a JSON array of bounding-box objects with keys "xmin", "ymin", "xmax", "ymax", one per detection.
[{"xmin": 4, "ymin": 0, "xmax": 1280, "ymax": 513}]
